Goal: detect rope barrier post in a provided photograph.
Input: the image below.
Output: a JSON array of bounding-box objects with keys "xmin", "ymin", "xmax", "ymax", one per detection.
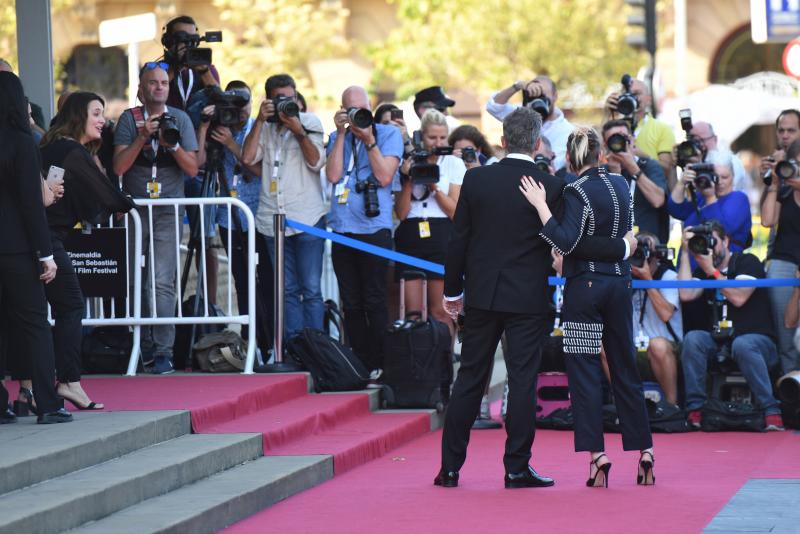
[{"xmin": 256, "ymin": 213, "xmax": 302, "ymax": 373}]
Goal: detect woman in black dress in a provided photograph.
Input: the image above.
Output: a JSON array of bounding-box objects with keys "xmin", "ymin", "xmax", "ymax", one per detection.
[{"xmin": 39, "ymin": 91, "xmax": 134, "ymax": 410}]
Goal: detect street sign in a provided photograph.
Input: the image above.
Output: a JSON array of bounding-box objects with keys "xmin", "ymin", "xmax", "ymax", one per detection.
[
  {"xmin": 98, "ymin": 13, "xmax": 157, "ymax": 48},
  {"xmin": 782, "ymin": 37, "xmax": 800, "ymax": 78},
  {"xmin": 752, "ymin": 0, "xmax": 800, "ymax": 44}
]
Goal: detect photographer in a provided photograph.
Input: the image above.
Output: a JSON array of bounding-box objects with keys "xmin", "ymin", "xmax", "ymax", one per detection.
[
  {"xmin": 602, "ymin": 119, "xmax": 669, "ymax": 243},
  {"xmin": 668, "ymin": 150, "xmax": 751, "ymax": 263},
  {"xmin": 689, "ymin": 121, "xmax": 748, "ymax": 192},
  {"xmin": 603, "ymin": 76, "xmax": 675, "ymax": 181},
  {"xmin": 161, "ymin": 15, "xmax": 220, "ymax": 110},
  {"xmin": 375, "ymin": 103, "xmax": 412, "ymax": 157},
  {"xmin": 760, "ymin": 138, "xmax": 800, "ymax": 374},
  {"xmin": 760, "ymin": 110, "xmax": 800, "ymax": 182},
  {"xmin": 395, "ymin": 109, "xmax": 466, "ymax": 338},
  {"xmin": 325, "ymin": 86, "xmax": 403, "ymax": 373},
  {"xmin": 241, "ymin": 74, "xmax": 326, "ymax": 341},
  {"xmin": 485, "ymin": 76, "xmax": 573, "ymax": 170},
  {"xmin": 113, "ymin": 62, "xmax": 199, "ymax": 374},
  {"xmin": 448, "ymin": 124, "xmax": 496, "ymax": 169},
  {"xmin": 677, "ymin": 220, "xmax": 783, "ymax": 431},
  {"xmin": 630, "ymin": 232, "xmax": 682, "ymax": 406},
  {"xmin": 413, "ymin": 86, "xmax": 456, "ymax": 118}
]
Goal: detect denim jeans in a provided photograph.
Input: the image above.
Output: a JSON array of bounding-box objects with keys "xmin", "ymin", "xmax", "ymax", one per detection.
[
  {"xmin": 264, "ymin": 217, "xmax": 325, "ymax": 340},
  {"xmin": 767, "ymin": 258, "xmax": 800, "ymax": 373},
  {"xmin": 681, "ymin": 330, "xmax": 780, "ymax": 415}
]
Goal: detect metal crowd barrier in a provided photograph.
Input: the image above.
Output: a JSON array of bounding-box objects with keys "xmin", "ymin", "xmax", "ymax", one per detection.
[{"xmin": 70, "ymin": 198, "xmax": 258, "ymax": 376}]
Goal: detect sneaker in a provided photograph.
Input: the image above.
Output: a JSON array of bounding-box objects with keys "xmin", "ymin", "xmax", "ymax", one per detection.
[
  {"xmin": 152, "ymin": 356, "xmax": 175, "ymax": 375},
  {"xmin": 765, "ymin": 414, "xmax": 785, "ymax": 431},
  {"xmin": 687, "ymin": 410, "xmax": 702, "ymax": 429}
]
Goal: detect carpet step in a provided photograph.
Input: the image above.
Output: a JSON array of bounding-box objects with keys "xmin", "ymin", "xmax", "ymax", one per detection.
[
  {"xmin": 69, "ymin": 455, "xmax": 333, "ymax": 534},
  {"xmin": 0, "ymin": 432, "xmax": 263, "ymax": 534},
  {"xmin": 0, "ymin": 410, "xmax": 190, "ymax": 496},
  {"xmin": 205, "ymin": 391, "xmax": 377, "ymax": 451},
  {"xmin": 266, "ymin": 410, "xmax": 432, "ymax": 475}
]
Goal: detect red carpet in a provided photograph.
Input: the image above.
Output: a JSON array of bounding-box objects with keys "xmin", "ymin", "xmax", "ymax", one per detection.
[{"xmin": 224, "ymin": 426, "xmax": 800, "ymax": 534}]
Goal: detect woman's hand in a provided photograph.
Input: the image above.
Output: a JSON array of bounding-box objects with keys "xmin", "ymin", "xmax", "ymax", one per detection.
[{"xmin": 519, "ymin": 175, "xmax": 547, "ymax": 209}]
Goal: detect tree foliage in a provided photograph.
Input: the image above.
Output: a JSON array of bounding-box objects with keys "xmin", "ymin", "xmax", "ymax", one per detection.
[
  {"xmin": 367, "ymin": 0, "xmax": 645, "ymax": 100},
  {"xmin": 212, "ymin": 0, "xmax": 349, "ymax": 97}
]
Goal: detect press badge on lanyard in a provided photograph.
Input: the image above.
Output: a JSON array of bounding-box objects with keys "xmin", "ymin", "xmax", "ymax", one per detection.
[
  {"xmin": 418, "ymin": 220, "xmax": 431, "ymax": 238},
  {"xmin": 147, "ymin": 140, "xmax": 161, "ymax": 198},
  {"xmin": 336, "ymin": 145, "xmax": 357, "ymax": 204},
  {"xmin": 230, "ymin": 165, "xmax": 241, "ymax": 198},
  {"xmin": 270, "ymin": 130, "xmax": 292, "ymax": 195}
]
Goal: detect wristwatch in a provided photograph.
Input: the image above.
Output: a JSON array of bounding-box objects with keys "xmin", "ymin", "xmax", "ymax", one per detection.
[
  {"xmin": 366, "ymin": 142, "xmax": 378, "ymax": 151},
  {"xmin": 168, "ymin": 142, "xmax": 181, "ymax": 153},
  {"xmin": 631, "ymin": 168, "xmax": 643, "ymax": 181}
]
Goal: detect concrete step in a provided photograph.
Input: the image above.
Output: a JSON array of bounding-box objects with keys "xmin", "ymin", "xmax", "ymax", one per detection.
[
  {"xmin": 70, "ymin": 455, "xmax": 333, "ymax": 534},
  {"xmin": 0, "ymin": 410, "xmax": 190, "ymax": 495},
  {"xmin": 0, "ymin": 432, "xmax": 263, "ymax": 534}
]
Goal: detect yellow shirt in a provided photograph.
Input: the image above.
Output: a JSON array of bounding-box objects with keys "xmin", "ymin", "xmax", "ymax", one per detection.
[{"xmin": 634, "ymin": 114, "xmax": 675, "ymax": 158}]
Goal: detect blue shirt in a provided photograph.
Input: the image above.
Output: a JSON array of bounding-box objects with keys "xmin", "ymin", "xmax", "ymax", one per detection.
[
  {"xmin": 216, "ymin": 118, "xmax": 261, "ymax": 232},
  {"xmin": 326, "ymin": 124, "xmax": 403, "ymax": 234}
]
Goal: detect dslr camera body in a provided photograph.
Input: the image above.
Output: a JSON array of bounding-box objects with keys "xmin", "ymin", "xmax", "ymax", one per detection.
[
  {"xmin": 686, "ymin": 162, "xmax": 717, "ymax": 192},
  {"xmin": 163, "ymin": 30, "xmax": 222, "ymax": 69},
  {"xmin": 774, "ymin": 158, "xmax": 799, "ymax": 183},
  {"xmin": 686, "ymin": 221, "xmax": 718, "ymax": 255},
  {"xmin": 676, "ymin": 109, "xmax": 704, "ymax": 168},
  {"xmin": 630, "ymin": 238, "xmax": 675, "ymax": 268},
  {"xmin": 616, "ymin": 74, "xmax": 639, "ymax": 128},
  {"xmin": 347, "ymin": 107, "xmax": 373, "ymax": 129},
  {"xmin": 200, "ymin": 86, "xmax": 250, "ymax": 128},
  {"xmin": 355, "ymin": 175, "xmax": 381, "ymax": 218},
  {"xmin": 266, "ymin": 95, "xmax": 300, "ymax": 124},
  {"xmin": 153, "ymin": 114, "xmax": 181, "ymax": 146},
  {"xmin": 461, "ymin": 147, "xmax": 477, "ymax": 164},
  {"xmin": 606, "ymin": 132, "xmax": 629, "ymax": 154},
  {"xmin": 522, "ymin": 92, "xmax": 551, "ymax": 119},
  {"xmin": 533, "ymin": 154, "xmax": 552, "ymax": 172}
]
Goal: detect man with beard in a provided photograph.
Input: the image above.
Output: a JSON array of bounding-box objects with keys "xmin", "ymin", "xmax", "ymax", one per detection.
[{"xmin": 677, "ymin": 220, "xmax": 783, "ymax": 431}]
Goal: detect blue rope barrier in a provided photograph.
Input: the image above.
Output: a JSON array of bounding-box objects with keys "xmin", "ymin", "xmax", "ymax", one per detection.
[
  {"xmin": 286, "ymin": 219, "xmax": 445, "ymax": 274},
  {"xmin": 286, "ymin": 219, "xmax": 799, "ymax": 289}
]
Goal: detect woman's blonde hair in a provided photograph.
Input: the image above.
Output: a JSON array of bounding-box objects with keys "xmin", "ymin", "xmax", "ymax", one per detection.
[
  {"xmin": 566, "ymin": 125, "xmax": 602, "ymax": 172},
  {"xmin": 420, "ymin": 108, "xmax": 448, "ymax": 133}
]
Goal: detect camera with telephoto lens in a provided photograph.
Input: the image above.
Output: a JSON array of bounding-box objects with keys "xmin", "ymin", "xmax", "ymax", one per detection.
[
  {"xmin": 686, "ymin": 221, "xmax": 718, "ymax": 255},
  {"xmin": 616, "ymin": 74, "xmax": 638, "ymax": 119},
  {"xmin": 630, "ymin": 239, "xmax": 675, "ymax": 268},
  {"xmin": 606, "ymin": 133, "xmax": 628, "ymax": 154},
  {"xmin": 266, "ymin": 95, "xmax": 300, "ymax": 124},
  {"xmin": 200, "ymin": 86, "xmax": 250, "ymax": 128},
  {"xmin": 687, "ymin": 162, "xmax": 717, "ymax": 191},
  {"xmin": 533, "ymin": 154, "xmax": 551, "ymax": 172},
  {"xmin": 774, "ymin": 159, "xmax": 799, "ymax": 182},
  {"xmin": 154, "ymin": 114, "xmax": 180, "ymax": 146},
  {"xmin": 164, "ymin": 30, "xmax": 222, "ymax": 69},
  {"xmin": 461, "ymin": 147, "xmax": 477, "ymax": 164},
  {"xmin": 347, "ymin": 107, "xmax": 373, "ymax": 129},
  {"xmin": 355, "ymin": 175, "xmax": 381, "ymax": 218},
  {"xmin": 676, "ymin": 108, "xmax": 703, "ymax": 168},
  {"xmin": 522, "ymin": 93, "xmax": 551, "ymax": 119}
]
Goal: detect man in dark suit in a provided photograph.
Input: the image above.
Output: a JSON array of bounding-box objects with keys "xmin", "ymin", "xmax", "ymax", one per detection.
[{"xmin": 435, "ymin": 107, "xmax": 634, "ymax": 488}]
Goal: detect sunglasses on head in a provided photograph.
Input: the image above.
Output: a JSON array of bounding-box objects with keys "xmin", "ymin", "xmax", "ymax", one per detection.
[{"xmin": 144, "ymin": 62, "xmax": 169, "ymax": 71}]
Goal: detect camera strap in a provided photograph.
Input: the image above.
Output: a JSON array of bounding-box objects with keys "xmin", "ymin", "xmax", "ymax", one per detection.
[
  {"xmin": 129, "ymin": 106, "xmax": 161, "ymax": 196},
  {"xmin": 176, "ymin": 69, "xmax": 194, "ymax": 108},
  {"xmin": 269, "ymin": 128, "xmax": 292, "ymax": 194}
]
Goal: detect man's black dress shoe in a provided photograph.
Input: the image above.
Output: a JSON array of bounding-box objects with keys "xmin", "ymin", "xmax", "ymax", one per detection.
[
  {"xmin": 504, "ymin": 466, "xmax": 555, "ymax": 488},
  {"xmin": 37, "ymin": 408, "xmax": 73, "ymax": 424},
  {"xmin": 433, "ymin": 469, "xmax": 459, "ymax": 487},
  {"xmin": 1, "ymin": 407, "xmax": 17, "ymax": 424}
]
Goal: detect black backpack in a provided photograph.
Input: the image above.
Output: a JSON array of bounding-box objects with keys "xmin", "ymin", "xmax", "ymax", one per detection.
[
  {"xmin": 701, "ymin": 398, "xmax": 765, "ymax": 432},
  {"xmin": 647, "ymin": 399, "xmax": 690, "ymax": 433},
  {"xmin": 82, "ymin": 326, "xmax": 134, "ymax": 374},
  {"xmin": 287, "ymin": 328, "xmax": 369, "ymax": 392}
]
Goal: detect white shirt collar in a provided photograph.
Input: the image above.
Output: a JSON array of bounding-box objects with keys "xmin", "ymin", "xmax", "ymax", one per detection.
[{"xmin": 506, "ymin": 153, "xmax": 535, "ymax": 163}]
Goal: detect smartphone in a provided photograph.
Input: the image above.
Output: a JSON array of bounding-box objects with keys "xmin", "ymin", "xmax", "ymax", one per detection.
[
  {"xmin": 46, "ymin": 165, "xmax": 65, "ymax": 187},
  {"xmin": 390, "ymin": 109, "xmax": 404, "ymax": 120}
]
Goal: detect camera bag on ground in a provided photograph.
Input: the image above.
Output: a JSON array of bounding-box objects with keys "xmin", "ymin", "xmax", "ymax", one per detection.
[
  {"xmin": 381, "ymin": 271, "xmax": 453, "ymax": 411},
  {"xmin": 700, "ymin": 398, "xmax": 765, "ymax": 432},
  {"xmin": 173, "ymin": 294, "xmax": 226, "ymax": 369},
  {"xmin": 287, "ymin": 328, "xmax": 369, "ymax": 392},
  {"xmin": 647, "ymin": 398, "xmax": 690, "ymax": 433},
  {"xmin": 323, "ymin": 299, "xmax": 346, "ymax": 344},
  {"xmin": 81, "ymin": 326, "xmax": 133, "ymax": 374},
  {"xmin": 193, "ymin": 330, "xmax": 246, "ymax": 372},
  {"xmin": 535, "ymin": 406, "xmax": 574, "ymax": 430}
]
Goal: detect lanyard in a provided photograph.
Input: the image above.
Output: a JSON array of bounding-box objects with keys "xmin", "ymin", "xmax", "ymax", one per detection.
[
  {"xmin": 142, "ymin": 108, "xmax": 160, "ymax": 182},
  {"xmin": 271, "ymin": 128, "xmax": 292, "ymax": 181},
  {"xmin": 177, "ymin": 69, "xmax": 194, "ymax": 107},
  {"xmin": 346, "ymin": 134, "xmax": 360, "ymax": 184}
]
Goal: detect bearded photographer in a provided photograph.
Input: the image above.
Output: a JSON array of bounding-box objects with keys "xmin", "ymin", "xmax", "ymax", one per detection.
[
  {"xmin": 677, "ymin": 220, "xmax": 783, "ymax": 431},
  {"xmin": 667, "ymin": 150, "xmax": 751, "ymax": 265},
  {"xmin": 604, "ymin": 76, "xmax": 674, "ymax": 182},
  {"xmin": 448, "ymin": 125, "xmax": 496, "ymax": 169},
  {"xmin": 395, "ymin": 109, "xmax": 465, "ymax": 340},
  {"xmin": 486, "ymin": 76, "xmax": 573, "ymax": 170},
  {"xmin": 760, "ymin": 138, "xmax": 800, "ymax": 374},
  {"xmin": 630, "ymin": 232, "xmax": 682, "ymax": 406},
  {"xmin": 161, "ymin": 15, "xmax": 220, "ymax": 110},
  {"xmin": 760, "ymin": 110, "xmax": 800, "ymax": 184},
  {"xmin": 602, "ymin": 120, "xmax": 669, "ymax": 243},
  {"xmin": 113, "ymin": 63, "xmax": 199, "ymax": 374},
  {"xmin": 326, "ymin": 86, "xmax": 403, "ymax": 373},
  {"xmin": 240, "ymin": 74, "xmax": 326, "ymax": 342}
]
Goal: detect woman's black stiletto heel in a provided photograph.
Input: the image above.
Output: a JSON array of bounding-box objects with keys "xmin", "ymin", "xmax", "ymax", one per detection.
[
  {"xmin": 637, "ymin": 451, "xmax": 655, "ymax": 485},
  {"xmin": 586, "ymin": 453, "xmax": 611, "ymax": 488}
]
